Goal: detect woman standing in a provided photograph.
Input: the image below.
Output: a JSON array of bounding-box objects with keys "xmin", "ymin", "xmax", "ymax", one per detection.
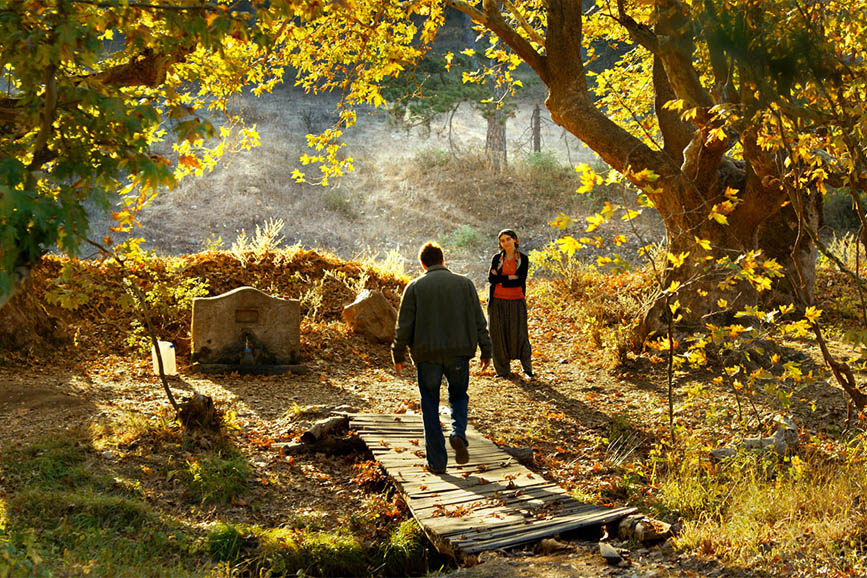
[{"xmin": 487, "ymin": 229, "xmax": 533, "ymax": 379}]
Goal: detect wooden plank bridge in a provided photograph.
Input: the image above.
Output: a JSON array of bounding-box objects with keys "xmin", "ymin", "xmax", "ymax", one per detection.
[{"xmin": 349, "ymin": 413, "xmax": 636, "ymax": 561}]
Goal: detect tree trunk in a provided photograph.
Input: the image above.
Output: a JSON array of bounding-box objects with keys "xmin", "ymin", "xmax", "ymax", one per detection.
[
  {"xmin": 637, "ymin": 169, "xmax": 819, "ymax": 340},
  {"xmin": 0, "ymin": 265, "xmax": 67, "ymax": 353},
  {"xmin": 485, "ymin": 108, "xmax": 507, "ymax": 170},
  {"xmin": 532, "ymin": 103, "xmax": 541, "ymax": 153}
]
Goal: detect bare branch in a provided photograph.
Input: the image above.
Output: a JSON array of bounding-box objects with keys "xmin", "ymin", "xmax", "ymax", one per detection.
[
  {"xmin": 446, "ymin": 0, "xmax": 547, "ymax": 81},
  {"xmin": 70, "ymin": 0, "xmax": 218, "ymax": 10},
  {"xmin": 503, "ymin": 0, "xmax": 546, "ymax": 48}
]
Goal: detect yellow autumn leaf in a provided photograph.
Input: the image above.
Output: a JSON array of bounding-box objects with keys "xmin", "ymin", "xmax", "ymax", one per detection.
[
  {"xmin": 662, "ymin": 98, "xmax": 686, "ymax": 112},
  {"xmin": 667, "ymin": 251, "xmax": 689, "ymax": 268},
  {"xmin": 707, "ymin": 127, "xmax": 726, "ymax": 143},
  {"xmin": 444, "ymin": 52, "xmax": 454, "ymax": 70},
  {"xmin": 556, "ymin": 236, "xmax": 583, "ymax": 256},
  {"xmin": 709, "ymin": 211, "xmax": 729, "ymax": 225},
  {"xmin": 694, "ymin": 236, "xmax": 712, "ymax": 251},
  {"xmin": 716, "ymin": 200, "xmax": 735, "ymax": 214},
  {"xmin": 804, "ymin": 306, "xmax": 822, "ymax": 323},
  {"xmin": 549, "ymin": 212, "xmax": 573, "ymax": 230},
  {"xmin": 585, "ymin": 213, "xmax": 606, "ymax": 232}
]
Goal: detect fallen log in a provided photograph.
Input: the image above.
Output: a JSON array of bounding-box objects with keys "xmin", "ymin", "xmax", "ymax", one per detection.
[
  {"xmin": 617, "ymin": 513, "xmax": 672, "ymax": 544},
  {"xmin": 300, "ymin": 415, "xmax": 349, "ymax": 444},
  {"xmin": 502, "ymin": 446, "xmax": 534, "ymax": 465},
  {"xmin": 275, "ymin": 436, "xmax": 366, "ymax": 456}
]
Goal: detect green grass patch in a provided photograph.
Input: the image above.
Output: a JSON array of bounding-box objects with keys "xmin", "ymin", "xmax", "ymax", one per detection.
[
  {"xmin": 205, "ymin": 518, "xmax": 446, "ymax": 577},
  {"xmin": 1, "ymin": 432, "xmax": 117, "ymax": 494},
  {"xmin": 0, "ymin": 431, "xmax": 207, "ymax": 577},
  {"xmin": 440, "ymin": 224, "xmax": 484, "ymax": 251},
  {"xmin": 376, "ymin": 519, "xmax": 437, "ymax": 576},
  {"xmin": 260, "ymin": 526, "xmax": 366, "ymax": 577},
  {"xmin": 3, "ymin": 486, "xmax": 202, "ymax": 577},
  {"xmin": 176, "ymin": 450, "xmax": 252, "ymax": 504}
]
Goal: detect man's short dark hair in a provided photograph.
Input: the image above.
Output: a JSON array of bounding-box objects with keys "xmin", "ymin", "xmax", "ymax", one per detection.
[{"xmin": 418, "ymin": 242, "xmax": 444, "ymax": 268}]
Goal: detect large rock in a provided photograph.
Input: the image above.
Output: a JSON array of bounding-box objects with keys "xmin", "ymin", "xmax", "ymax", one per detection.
[{"xmin": 342, "ymin": 289, "xmax": 397, "ymax": 342}]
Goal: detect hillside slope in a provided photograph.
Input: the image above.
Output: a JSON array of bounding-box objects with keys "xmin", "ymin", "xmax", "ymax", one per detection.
[{"xmin": 85, "ymin": 81, "xmax": 659, "ymax": 282}]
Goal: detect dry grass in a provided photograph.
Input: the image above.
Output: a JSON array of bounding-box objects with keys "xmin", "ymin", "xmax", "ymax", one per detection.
[
  {"xmin": 86, "ymin": 82, "xmax": 615, "ymax": 286},
  {"xmin": 665, "ymin": 442, "xmax": 867, "ymax": 576}
]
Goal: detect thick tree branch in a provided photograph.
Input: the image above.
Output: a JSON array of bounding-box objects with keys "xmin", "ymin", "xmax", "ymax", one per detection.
[
  {"xmin": 616, "ymin": 0, "xmax": 658, "ymax": 52},
  {"xmin": 654, "ymin": 0, "xmax": 713, "ymax": 109},
  {"xmin": 728, "ymin": 127, "xmax": 787, "ymax": 240},
  {"xmin": 28, "ymin": 64, "xmax": 58, "ymax": 171},
  {"xmin": 446, "ymin": 0, "xmax": 547, "ymax": 81},
  {"xmin": 544, "ymin": 0, "xmax": 678, "ymax": 203},
  {"xmin": 700, "ymin": 0, "xmax": 736, "ymax": 104},
  {"xmin": 94, "ymin": 47, "xmax": 193, "ymax": 88},
  {"xmin": 70, "ymin": 0, "xmax": 217, "ymax": 10},
  {"xmin": 653, "ymin": 55, "xmax": 693, "ymax": 166},
  {"xmin": 0, "ymin": 47, "xmax": 193, "ymax": 136}
]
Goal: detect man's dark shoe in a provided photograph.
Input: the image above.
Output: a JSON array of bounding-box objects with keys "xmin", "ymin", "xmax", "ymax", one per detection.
[
  {"xmin": 450, "ymin": 435, "xmax": 469, "ymax": 465},
  {"xmin": 429, "ymin": 466, "xmax": 446, "ymax": 474}
]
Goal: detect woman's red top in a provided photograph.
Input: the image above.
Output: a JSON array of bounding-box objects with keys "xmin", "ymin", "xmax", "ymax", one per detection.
[{"xmin": 493, "ymin": 257, "xmax": 525, "ymax": 300}]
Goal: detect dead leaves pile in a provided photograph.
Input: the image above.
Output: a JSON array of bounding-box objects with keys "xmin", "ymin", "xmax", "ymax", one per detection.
[{"xmin": 6, "ymin": 248, "xmax": 407, "ymax": 361}]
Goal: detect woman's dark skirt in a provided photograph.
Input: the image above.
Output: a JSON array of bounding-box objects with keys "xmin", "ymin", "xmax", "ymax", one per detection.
[{"xmin": 488, "ymin": 297, "xmax": 532, "ymax": 377}]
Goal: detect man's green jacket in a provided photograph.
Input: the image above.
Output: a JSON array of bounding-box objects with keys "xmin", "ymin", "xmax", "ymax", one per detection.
[{"xmin": 391, "ymin": 264, "xmax": 493, "ymax": 364}]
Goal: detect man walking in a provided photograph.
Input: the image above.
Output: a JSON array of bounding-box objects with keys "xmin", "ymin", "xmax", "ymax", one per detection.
[{"xmin": 392, "ymin": 242, "xmax": 492, "ymax": 474}]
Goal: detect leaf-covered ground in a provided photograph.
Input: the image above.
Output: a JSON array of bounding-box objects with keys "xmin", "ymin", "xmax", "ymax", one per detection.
[{"xmin": 0, "ymin": 248, "xmax": 860, "ymax": 576}]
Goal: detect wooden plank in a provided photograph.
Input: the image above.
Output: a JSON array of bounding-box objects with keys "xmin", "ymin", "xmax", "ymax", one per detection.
[
  {"xmin": 453, "ymin": 508, "xmax": 637, "ymax": 553},
  {"xmin": 349, "ymin": 413, "xmax": 636, "ymax": 561},
  {"xmin": 438, "ymin": 505, "xmax": 635, "ymax": 540},
  {"xmin": 410, "ymin": 483, "xmax": 568, "ymax": 510}
]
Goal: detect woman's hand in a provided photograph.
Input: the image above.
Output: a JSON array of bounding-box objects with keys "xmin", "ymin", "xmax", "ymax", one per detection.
[
  {"xmin": 508, "ymin": 274, "xmax": 518, "ymax": 280},
  {"xmin": 491, "ymin": 269, "xmax": 497, "ymax": 275}
]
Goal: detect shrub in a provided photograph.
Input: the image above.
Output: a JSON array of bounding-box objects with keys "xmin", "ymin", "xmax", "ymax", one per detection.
[
  {"xmin": 824, "ymin": 188, "xmax": 860, "ymax": 233},
  {"xmin": 530, "ymin": 245, "xmax": 651, "ymax": 363},
  {"xmin": 415, "ymin": 147, "xmax": 451, "ymax": 169},
  {"xmin": 440, "ymin": 225, "xmax": 483, "ymax": 251},
  {"xmin": 521, "ymin": 150, "xmax": 586, "ymax": 198},
  {"xmin": 652, "ymin": 436, "xmax": 867, "ymax": 575},
  {"xmin": 207, "ymin": 523, "xmax": 245, "ymax": 563}
]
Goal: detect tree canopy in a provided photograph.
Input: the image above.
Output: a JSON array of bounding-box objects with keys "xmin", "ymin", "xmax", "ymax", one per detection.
[
  {"xmin": 0, "ymin": 0, "xmax": 438, "ymax": 306},
  {"xmin": 3, "ymin": 0, "xmax": 867, "ymax": 325}
]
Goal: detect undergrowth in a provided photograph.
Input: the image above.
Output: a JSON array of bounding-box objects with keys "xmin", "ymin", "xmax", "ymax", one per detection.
[
  {"xmin": 19, "ymin": 241, "xmax": 409, "ymax": 362},
  {"xmin": 648, "ymin": 435, "xmax": 867, "ymax": 576},
  {"xmin": 0, "ymin": 419, "xmax": 445, "ymax": 577}
]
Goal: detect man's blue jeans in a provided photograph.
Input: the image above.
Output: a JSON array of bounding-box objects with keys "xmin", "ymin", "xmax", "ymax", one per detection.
[{"xmin": 416, "ymin": 357, "xmax": 470, "ymax": 471}]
